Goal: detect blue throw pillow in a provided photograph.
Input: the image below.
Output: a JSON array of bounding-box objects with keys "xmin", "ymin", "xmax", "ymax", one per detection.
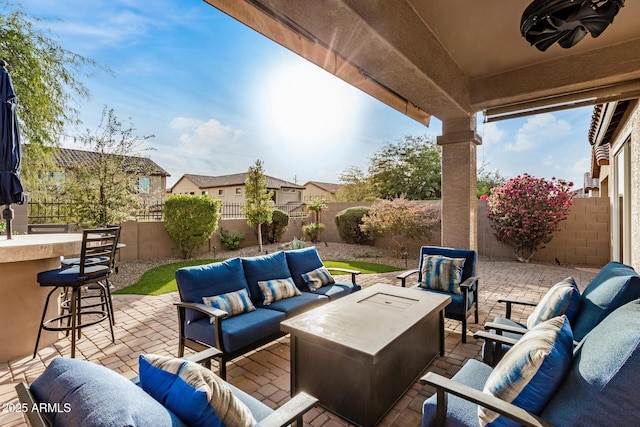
[
  {"xmin": 301, "ymin": 266, "xmax": 335, "ymax": 291},
  {"xmin": 139, "ymin": 354, "xmax": 256, "ymax": 427},
  {"xmin": 526, "ymin": 277, "xmax": 581, "ymax": 328},
  {"xmin": 419, "ymin": 254, "xmax": 465, "ymax": 295},
  {"xmin": 203, "ymin": 288, "xmax": 256, "ymax": 319},
  {"xmin": 30, "ymin": 357, "xmax": 180, "ymax": 427},
  {"xmin": 479, "ymin": 315, "xmax": 573, "ymax": 427},
  {"xmin": 258, "ymin": 277, "xmax": 301, "ymax": 305}
]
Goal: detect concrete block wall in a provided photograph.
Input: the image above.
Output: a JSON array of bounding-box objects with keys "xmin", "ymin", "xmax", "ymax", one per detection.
[{"xmin": 115, "ymin": 197, "xmax": 610, "ymax": 266}]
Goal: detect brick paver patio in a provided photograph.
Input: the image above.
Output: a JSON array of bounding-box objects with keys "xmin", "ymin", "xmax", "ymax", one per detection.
[{"xmin": 0, "ymin": 258, "xmax": 598, "ymax": 427}]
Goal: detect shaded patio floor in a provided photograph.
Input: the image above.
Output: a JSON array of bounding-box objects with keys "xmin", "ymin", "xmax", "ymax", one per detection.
[{"xmin": 0, "ymin": 258, "xmax": 598, "ymax": 427}]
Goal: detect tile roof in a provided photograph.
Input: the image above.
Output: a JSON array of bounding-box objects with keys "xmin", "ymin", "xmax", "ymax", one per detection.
[
  {"xmin": 54, "ymin": 147, "xmax": 170, "ymax": 176},
  {"xmin": 181, "ymin": 173, "xmax": 304, "ymax": 190},
  {"xmin": 304, "ymin": 181, "xmax": 341, "ymax": 194}
]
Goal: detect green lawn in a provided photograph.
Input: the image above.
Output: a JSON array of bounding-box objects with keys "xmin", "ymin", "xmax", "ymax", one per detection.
[{"xmin": 115, "ymin": 259, "xmax": 403, "ymax": 296}]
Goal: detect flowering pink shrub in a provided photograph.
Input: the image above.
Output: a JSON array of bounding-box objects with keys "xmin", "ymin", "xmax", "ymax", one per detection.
[{"xmin": 487, "ymin": 174, "xmax": 573, "ymax": 262}]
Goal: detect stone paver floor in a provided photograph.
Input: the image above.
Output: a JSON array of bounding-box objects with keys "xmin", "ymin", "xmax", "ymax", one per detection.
[{"xmin": 0, "ymin": 258, "xmax": 598, "ymax": 426}]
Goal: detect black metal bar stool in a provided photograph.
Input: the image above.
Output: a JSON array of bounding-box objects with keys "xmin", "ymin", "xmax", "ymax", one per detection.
[{"xmin": 33, "ymin": 227, "xmax": 120, "ymax": 358}]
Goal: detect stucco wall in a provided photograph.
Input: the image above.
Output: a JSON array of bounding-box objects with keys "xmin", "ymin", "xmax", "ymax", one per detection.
[{"xmin": 111, "ymin": 197, "xmax": 612, "ymax": 266}]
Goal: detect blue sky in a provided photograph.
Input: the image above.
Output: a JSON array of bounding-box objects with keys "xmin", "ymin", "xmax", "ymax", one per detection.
[{"xmin": 23, "ymin": 0, "xmax": 592, "ymax": 189}]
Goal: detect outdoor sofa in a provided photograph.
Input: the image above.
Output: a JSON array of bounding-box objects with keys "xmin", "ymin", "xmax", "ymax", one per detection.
[
  {"xmin": 420, "ymin": 297, "xmax": 640, "ymax": 427},
  {"xmin": 16, "ymin": 347, "xmax": 318, "ymax": 427},
  {"xmin": 175, "ymin": 246, "xmax": 361, "ymax": 378}
]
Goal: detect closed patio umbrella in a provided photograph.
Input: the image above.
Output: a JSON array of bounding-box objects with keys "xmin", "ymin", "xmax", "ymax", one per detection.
[{"xmin": 0, "ymin": 59, "xmax": 25, "ymax": 239}]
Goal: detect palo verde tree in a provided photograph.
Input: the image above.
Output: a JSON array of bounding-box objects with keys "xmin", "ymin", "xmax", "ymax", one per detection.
[
  {"xmin": 242, "ymin": 159, "xmax": 274, "ymax": 252},
  {"xmin": 0, "ymin": 1, "xmax": 102, "ymax": 195},
  {"xmin": 63, "ymin": 107, "xmax": 154, "ymax": 226},
  {"xmin": 487, "ymin": 174, "xmax": 573, "ymax": 263}
]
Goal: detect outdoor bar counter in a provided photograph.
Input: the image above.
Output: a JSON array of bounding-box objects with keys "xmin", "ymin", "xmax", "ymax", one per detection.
[{"xmin": 0, "ymin": 233, "xmax": 82, "ymax": 362}]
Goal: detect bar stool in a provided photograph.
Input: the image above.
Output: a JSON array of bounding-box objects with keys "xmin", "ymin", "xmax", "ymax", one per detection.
[{"xmin": 33, "ymin": 227, "xmax": 120, "ymax": 358}]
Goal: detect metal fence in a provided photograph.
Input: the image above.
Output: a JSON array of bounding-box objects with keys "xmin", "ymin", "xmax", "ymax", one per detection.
[{"xmin": 27, "ymin": 198, "xmax": 307, "ymax": 223}]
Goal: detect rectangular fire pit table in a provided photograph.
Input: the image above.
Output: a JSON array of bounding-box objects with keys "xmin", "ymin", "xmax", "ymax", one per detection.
[{"xmin": 281, "ymin": 283, "xmax": 450, "ymax": 427}]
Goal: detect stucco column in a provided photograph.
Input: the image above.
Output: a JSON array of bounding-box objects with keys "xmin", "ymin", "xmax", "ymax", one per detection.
[{"xmin": 437, "ymin": 115, "xmax": 482, "ymax": 250}]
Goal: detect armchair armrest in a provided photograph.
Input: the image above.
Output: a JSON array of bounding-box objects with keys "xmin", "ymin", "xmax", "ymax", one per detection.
[
  {"xmin": 420, "ymin": 372, "xmax": 554, "ymax": 427},
  {"xmin": 460, "ymin": 276, "xmax": 479, "ymax": 290},
  {"xmin": 184, "ymin": 347, "xmax": 223, "ymax": 370},
  {"xmin": 15, "ymin": 382, "xmax": 47, "ymax": 427},
  {"xmin": 396, "ymin": 269, "xmax": 419, "ymax": 287},
  {"xmin": 174, "ymin": 302, "xmax": 229, "ymax": 320},
  {"xmin": 258, "ymin": 392, "xmax": 318, "ymax": 427},
  {"xmin": 483, "ymin": 322, "xmax": 528, "ymax": 336},
  {"xmin": 497, "ymin": 297, "xmax": 538, "ymax": 319},
  {"xmin": 473, "ymin": 330, "xmax": 520, "ymax": 347},
  {"xmin": 325, "ymin": 267, "xmax": 361, "ymax": 285}
]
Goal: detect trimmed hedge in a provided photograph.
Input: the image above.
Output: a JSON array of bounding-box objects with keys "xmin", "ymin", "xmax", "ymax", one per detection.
[{"xmin": 335, "ymin": 206, "xmax": 372, "ymax": 244}]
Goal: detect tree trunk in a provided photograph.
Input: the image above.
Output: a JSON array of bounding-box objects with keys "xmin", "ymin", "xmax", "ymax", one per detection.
[{"xmin": 257, "ymin": 223, "xmax": 263, "ymax": 252}]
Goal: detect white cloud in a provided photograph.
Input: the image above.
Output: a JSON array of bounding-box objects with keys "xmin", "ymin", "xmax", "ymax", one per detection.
[
  {"xmin": 505, "ymin": 113, "xmax": 571, "ymax": 152},
  {"xmin": 170, "ymin": 117, "xmax": 243, "ymax": 149},
  {"xmin": 479, "ymin": 122, "xmax": 507, "ymax": 146}
]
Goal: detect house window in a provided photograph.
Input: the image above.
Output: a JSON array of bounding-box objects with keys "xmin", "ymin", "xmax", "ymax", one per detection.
[
  {"xmin": 282, "ymin": 188, "xmax": 295, "ymax": 193},
  {"xmin": 189, "ymin": 192, "xmax": 195, "ymax": 195},
  {"xmin": 202, "ymin": 191, "xmax": 208, "ymax": 195},
  {"xmin": 218, "ymin": 189, "xmax": 224, "ymax": 196},
  {"xmin": 235, "ymin": 188, "xmax": 242, "ymax": 195},
  {"xmin": 137, "ymin": 177, "xmax": 151, "ymax": 195}
]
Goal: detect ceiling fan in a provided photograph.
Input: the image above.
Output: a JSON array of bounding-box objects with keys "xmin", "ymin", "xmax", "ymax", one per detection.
[{"xmin": 521, "ymin": 0, "xmax": 625, "ymax": 51}]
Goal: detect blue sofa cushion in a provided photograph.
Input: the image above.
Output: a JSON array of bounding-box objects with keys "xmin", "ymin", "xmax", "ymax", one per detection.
[
  {"xmin": 572, "ymin": 261, "xmax": 640, "ymax": 341},
  {"xmin": 202, "ymin": 288, "xmax": 255, "ymax": 318},
  {"xmin": 479, "ymin": 316, "xmax": 573, "ymax": 427},
  {"xmin": 258, "ymin": 277, "xmax": 301, "ymax": 305},
  {"xmin": 184, "ymin": 307, "xmax": 285, "ymax": 353},
  {"xmin": 242, "ymin": 251, "xmax": 292, "ymax": 304},
  {"xmin": 420, "ymin": 255, "xmax": 465, "ymax": 295},
  {"xmin": 285, "ymin": 246, "xmax": 325, "ymax": 290},
  {"xmin": 422, "ymin": 359, "xmax": 494, "ymax": 427},
  {"xmin": 259, "ymin": 291, "xmax": 328, "ymax": 317},
  {"xmin": 30, "ymin": 357, "xmax": 182, "ymax": 427},
  {"xmin": 310, "ymin": 282, "xmax": 358, "ymax": 300},
  {"xmin": 302, "ymin": 266, "xmax": 335, "ymax": 291},
  {"xmin": 176, "ymin": 258, "xmax": 250, "ymax": 323},
  {"xmin": 541, "ymin": 299, "xmax": 640, "ymax": 426},
  {"xmin": 527, "ymin": 277, "xmax": 581, "ymax": 328},
  {"xmin": 139, "ymin": 354, "xmax": 256, "ymax": 427}
]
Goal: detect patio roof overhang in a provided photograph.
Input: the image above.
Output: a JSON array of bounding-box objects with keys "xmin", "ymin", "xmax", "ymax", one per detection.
[{"xmin": 204, "ymin": 0, "xmax": 640, "ymax": 124}]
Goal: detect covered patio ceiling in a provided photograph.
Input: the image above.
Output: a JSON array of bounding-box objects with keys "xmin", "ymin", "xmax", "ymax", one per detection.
[{"xmin": 203, "ymin": 0, "xmax": 640, "ymax": 125}]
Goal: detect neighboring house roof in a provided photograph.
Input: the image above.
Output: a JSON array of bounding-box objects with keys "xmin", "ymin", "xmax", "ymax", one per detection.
[
  {"xmin": 587, "ymin": 101, "xmax": 629, "ymax": 179},
  {"xmin": 54, "ymin": 147, "xmax": 170, "ymax": 176},
  {"xmin": 176, "ymin": 173, "xmax": 304, "ymax": 191},
  {"xmin": 304, "ymin": 181, "xmax": 340, "ymax": 194}
]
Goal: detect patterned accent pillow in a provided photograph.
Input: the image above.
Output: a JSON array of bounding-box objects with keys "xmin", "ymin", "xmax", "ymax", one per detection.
[
  {"xmin": 202, "ymin": 288, "xmax": 256, "ymax": 320},
  {"xmin": 479, "ymin": 316, "xmax": 573, "ymax": 427},
  {"xmin": 301, "ymin": 266, "xmax": 335, "ymax": 291},
  {"xmin": 258, "ymin": 277, "xmax": 301, "ymax": 305},
  {"xmin": 139, "ymin": 354, "xmax": 256, "ymax": 427},
  {"xmin": 419, "ymin": 255, "xmax": 465, "ymax": 295},
  {"xmin": 526, "ymin": 277, "xmax": 581, "ymax": 329}
]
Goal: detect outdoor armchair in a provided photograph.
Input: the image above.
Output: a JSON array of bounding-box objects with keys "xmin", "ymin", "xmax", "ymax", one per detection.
[
  {"xmin": 16, "ymin": 347, "xmax": 318, "ymax": 427},
  {"xmin": 421, "ymin": 299, "xmax": 640, "ymax": 427},
  {"xmin": 480, "ymin": 261, "xmax": 640, "ymax": 366},
  {"xmin": 397, "ymin": 246, "xmax": 479, "ymax": 343}
]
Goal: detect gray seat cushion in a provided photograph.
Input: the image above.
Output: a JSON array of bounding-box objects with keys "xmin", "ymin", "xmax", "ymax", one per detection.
[{"xmin": 422, "ymin": 359, "xmax": 493, "ymax": 427}]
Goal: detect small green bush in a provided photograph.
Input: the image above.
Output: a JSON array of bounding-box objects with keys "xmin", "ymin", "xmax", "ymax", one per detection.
[
  {"xmin": 261, "ymin": 209, "xmax": 289, "ymax": 243},
  {"xmin": 335, "ymin": 206, "xmax": 372, "ymax": 244},
  {"xmin": 302, "ymin": 222, "xmax": 325, "ymax": 243},
  {"xmin": 163, "ymin": 194, "xmax": 221, "ymax": 259},
  {"xmin": 219, "ymin": 228, "xmax": 245, "ymax": 250}
]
